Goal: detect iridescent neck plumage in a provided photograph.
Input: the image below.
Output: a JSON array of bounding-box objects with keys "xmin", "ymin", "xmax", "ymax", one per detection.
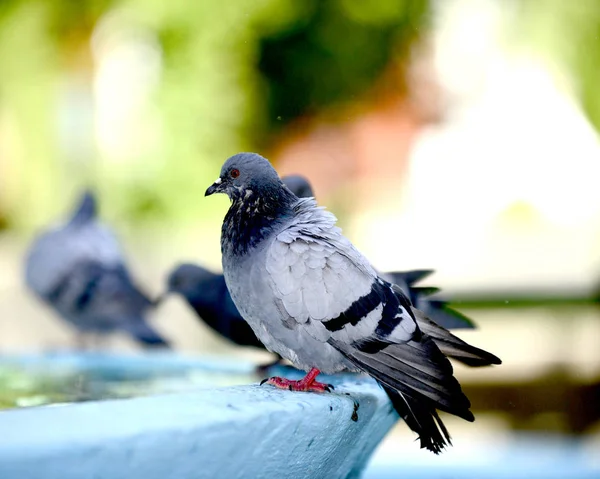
[{"xmin": 221, "ymin": 185, "xmax": 296, "ymax": 257}]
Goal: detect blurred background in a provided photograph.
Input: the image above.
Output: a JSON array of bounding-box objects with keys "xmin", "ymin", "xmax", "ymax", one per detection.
[{"xmin": 0, "ymin": 0, "xmax": 599, "ymax": 476}]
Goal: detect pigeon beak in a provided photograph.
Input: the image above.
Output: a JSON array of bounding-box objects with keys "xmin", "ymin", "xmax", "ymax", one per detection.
[{"xmin": 205, "ymin": 177, "xmax": 223, "ymax": 197}]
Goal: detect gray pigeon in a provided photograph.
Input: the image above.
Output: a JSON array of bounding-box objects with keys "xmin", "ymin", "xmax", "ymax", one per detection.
[
  {"xmin": 24, "ymin": 191, "xmax": 169, "ymax": 348},
  {"xmin": 205, "ymin": 152, "xmax": 500, "ymax": 453}
]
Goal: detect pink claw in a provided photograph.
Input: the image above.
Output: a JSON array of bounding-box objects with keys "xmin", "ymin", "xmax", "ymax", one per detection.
[{"xmin": 260, "ymin": 367, "xmax": 334, "ymax": 393}]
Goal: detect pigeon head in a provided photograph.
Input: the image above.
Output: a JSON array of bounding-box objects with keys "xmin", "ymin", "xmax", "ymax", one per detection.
[
  {"xmin": 207, "ymin": 153, "xmax": 300, "ymax": 256},
  {"xmin": 205, "ymin": 152, "xmax": 293, "ymax": 203},
  {"xmin": 282, "ymin": 175, "xmax": 314, "ymax": 198},
  {"xmin": 68, "ymin": 190, "xmax": 97, "ymax": 226},
  {"xmin": 166, "ymin": 263, "xmax": 217, "ymax": 298}
]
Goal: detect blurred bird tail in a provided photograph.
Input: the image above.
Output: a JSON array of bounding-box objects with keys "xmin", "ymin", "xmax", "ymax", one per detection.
[
  {"xmin": 127, "ymin": 321, "xmax": 170, "ymax": 348},
  {"xmin": 418, "ymin": 301, "xmax": 476, "ymax": 330},
  {"xmin": 380, "ymin": 383, "xmax": 451, "ymax": 454},
  {"xmin": 385, "ymin": 270, "xmax": 434, "ymax": 287},
  {"xmin": 386, "ymin": 271, "xmax": 476, "ymax": 329},
  {"xmin": 69, "ymin": 190, "xmax": 97, "ymax": 225},
  {"xmin": 408, "ymin": 304, "xmax": 502, "ymax": 367}
]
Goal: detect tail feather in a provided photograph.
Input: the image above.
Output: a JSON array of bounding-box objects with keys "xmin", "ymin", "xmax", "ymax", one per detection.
[
  {"xmin": 387, "ymin": 273, "xmax": 476, "ymax": 330},
  {"xmin": 410, "ymin": 286, "xmax": 441, "ymax": 297},
  {"xmin": 331, "ymin": 335, "xmax": 474, "ymax": 422},
  {"xmin": 381, "ymin": 384, "xmax": 451, "ymax": 454},
  {"xmin": 418, "ymin": 301, "xmax": 476, "ymax": 330},
  {"xmin": 69, "ymin": 190, "xmax": 97, "ymax": 226},
  {"xmin": 385, "ymin": 270, "xmax": 434, "ymax": 287},
  {"xmin": 326, "ymin": 280, "xmax": 502, "ymax": 454},
  {"xmin": 412, "ymin": 307, "xmax": 502, "ymax": 367}
]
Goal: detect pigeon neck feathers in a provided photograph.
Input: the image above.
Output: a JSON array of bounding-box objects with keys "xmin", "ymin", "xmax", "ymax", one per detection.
[{"xmin": 221, "ymin": 182, "xmax": 298, "ymax": 257}]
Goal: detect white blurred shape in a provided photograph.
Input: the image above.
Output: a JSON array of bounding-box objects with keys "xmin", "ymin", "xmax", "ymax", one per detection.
[
  {"xmin": 91, "ymin": 10, "xmax": 163, "ymax": 165},
  {"xmin": 433, "ymin": 0, "xmax": 502, "ymax": 104},
  {"xmin": 56, "ymin": 75, "xmax": 95, "ymax": 165},
  {"xmin": 361, "ymin": 0, "xmax": 600, "ymax": 292}
]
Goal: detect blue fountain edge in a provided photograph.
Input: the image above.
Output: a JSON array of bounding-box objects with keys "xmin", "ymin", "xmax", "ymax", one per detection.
[
  {"xmin": 0, "ymin": 352, "xmax": 398, "ymax": 479},
  {"xmin": 0, "ymin": 350, "xmax": 259, "ymax": 374}
]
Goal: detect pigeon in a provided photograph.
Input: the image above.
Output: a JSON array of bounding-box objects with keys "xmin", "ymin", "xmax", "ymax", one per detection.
[
  {"xmin": 165, "ymin": 177, "xmax": 473, "ymax": 354},
  {"xmin": 280, "ymin": 174, "xmax": 316, "ymax": 199},
  {"xmin": 24, "ymin": 191, "xmax": 169, "ymax": 348},
  {"xmin": 205, "ymin": 152, "xmax": 501, "ymax": 453}
]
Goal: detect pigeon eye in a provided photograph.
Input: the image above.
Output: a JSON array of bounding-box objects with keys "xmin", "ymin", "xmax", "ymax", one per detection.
[{"xmin": 230, "ymin": 169, "xmax": 240, "ymax": 179}]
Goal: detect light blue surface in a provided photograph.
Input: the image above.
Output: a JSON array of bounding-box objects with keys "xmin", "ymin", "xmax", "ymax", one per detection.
[
  {"xmin": 0, "ymin": 353, "xmax": 398, "ymax": 479},
  {"xmin": 364, "ymin": 434, "xmax": 600, "ymax": 479},
  {"xmin": 0, "ymin": 351, "xmax": 258, "ymax": 375}
]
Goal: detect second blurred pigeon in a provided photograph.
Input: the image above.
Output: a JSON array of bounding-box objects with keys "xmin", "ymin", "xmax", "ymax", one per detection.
[
  {"xmin": 166, "ymin": 263, "xmax": 265, "ymax": 349},
  {"xmin": 164, "ymin": 175, "xmax": 474, "ymax": 355},
  {"xmin": 24, "ymin": 191, "xmax": 169, "ymax": 348}
]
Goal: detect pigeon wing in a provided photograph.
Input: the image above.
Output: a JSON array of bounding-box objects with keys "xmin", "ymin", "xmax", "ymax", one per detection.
[
  {"xmin": 264, "ymin": 203, "xmax": 475, "ymax": 452},
  {"xmin": 264, "ymin": 201, "xmax": 425, "ymax": 348},
  {"xmin": 265, "ymin": 206, "xmax": 417, "ymax": 348}
]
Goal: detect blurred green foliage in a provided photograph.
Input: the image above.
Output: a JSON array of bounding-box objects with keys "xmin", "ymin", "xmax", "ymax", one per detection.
[
  {"xmin": 257, "ymin": 0, "xmax": 427, "ymax": 132},
  {"xmin": 0, "ymin": 0, "xmax": 429, "ymax": 230},
  {"xmin": 1, "ymin": 0, "xmax": 599, "ymax": 232},
  {"xmin": 518, "ymin": 0, "xmax": 600, "ymax": 132}
]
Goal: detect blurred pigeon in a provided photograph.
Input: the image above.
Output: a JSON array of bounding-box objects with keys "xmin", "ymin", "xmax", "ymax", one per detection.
[
  {"xmin": 280, "ymin": 174, "xmax": 316, "ymax": 199},
  {"xmin": 206, "ymin": 153, "xmax": 501, "ymax": 453},
  {"xmin": 165, "ymin": 263, "xmax": 265, "ymax": 350},
  {"xmin": 165, "ymin": 175, "xmax": 473, "ymax": 355},
  {"xmin": 24, "ymin": 191, "xmax": 169, "ymax": 348}
]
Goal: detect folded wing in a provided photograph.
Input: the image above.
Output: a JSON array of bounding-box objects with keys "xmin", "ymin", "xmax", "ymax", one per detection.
[{"xmin": 265, "ymin": 201, "xmax": 480, "ymax": 452}]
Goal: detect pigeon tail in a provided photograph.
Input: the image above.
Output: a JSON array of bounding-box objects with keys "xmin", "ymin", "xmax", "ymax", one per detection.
[
  {"xmin": 385, "ymin": 270, "xmax": 434, "ymax": 288},
  {"xmin": 419, "ymin": 302, "xmax": 476, "ymax": 330},
  {"xmin": 330, "ymin": 333, "xmax": 474, "ymax": 425},
  {"xmin": 381, "ymin": 383, "xmax": 451, "ymax": 454},
  {"xmin": 412, "ymin": 307, "xmax": 502, "ymax": 367},
  {"xmin": 385, "ymin": 271, "xmax": 475, "ymax": 330},
  {"xmin": 69, "ymin": 190, "xmax": 97, "ymax": 226}
]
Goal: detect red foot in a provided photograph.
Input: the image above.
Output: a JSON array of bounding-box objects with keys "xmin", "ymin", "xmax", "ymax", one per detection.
[{"xmin": 260, "ymin": 367, "xmax": 334, "ymax": 393}]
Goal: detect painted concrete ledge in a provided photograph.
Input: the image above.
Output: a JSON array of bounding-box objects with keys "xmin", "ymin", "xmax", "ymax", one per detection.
[{"xmin": 0, "ymin": 355, "xmax": 397, "ymax": 479}]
